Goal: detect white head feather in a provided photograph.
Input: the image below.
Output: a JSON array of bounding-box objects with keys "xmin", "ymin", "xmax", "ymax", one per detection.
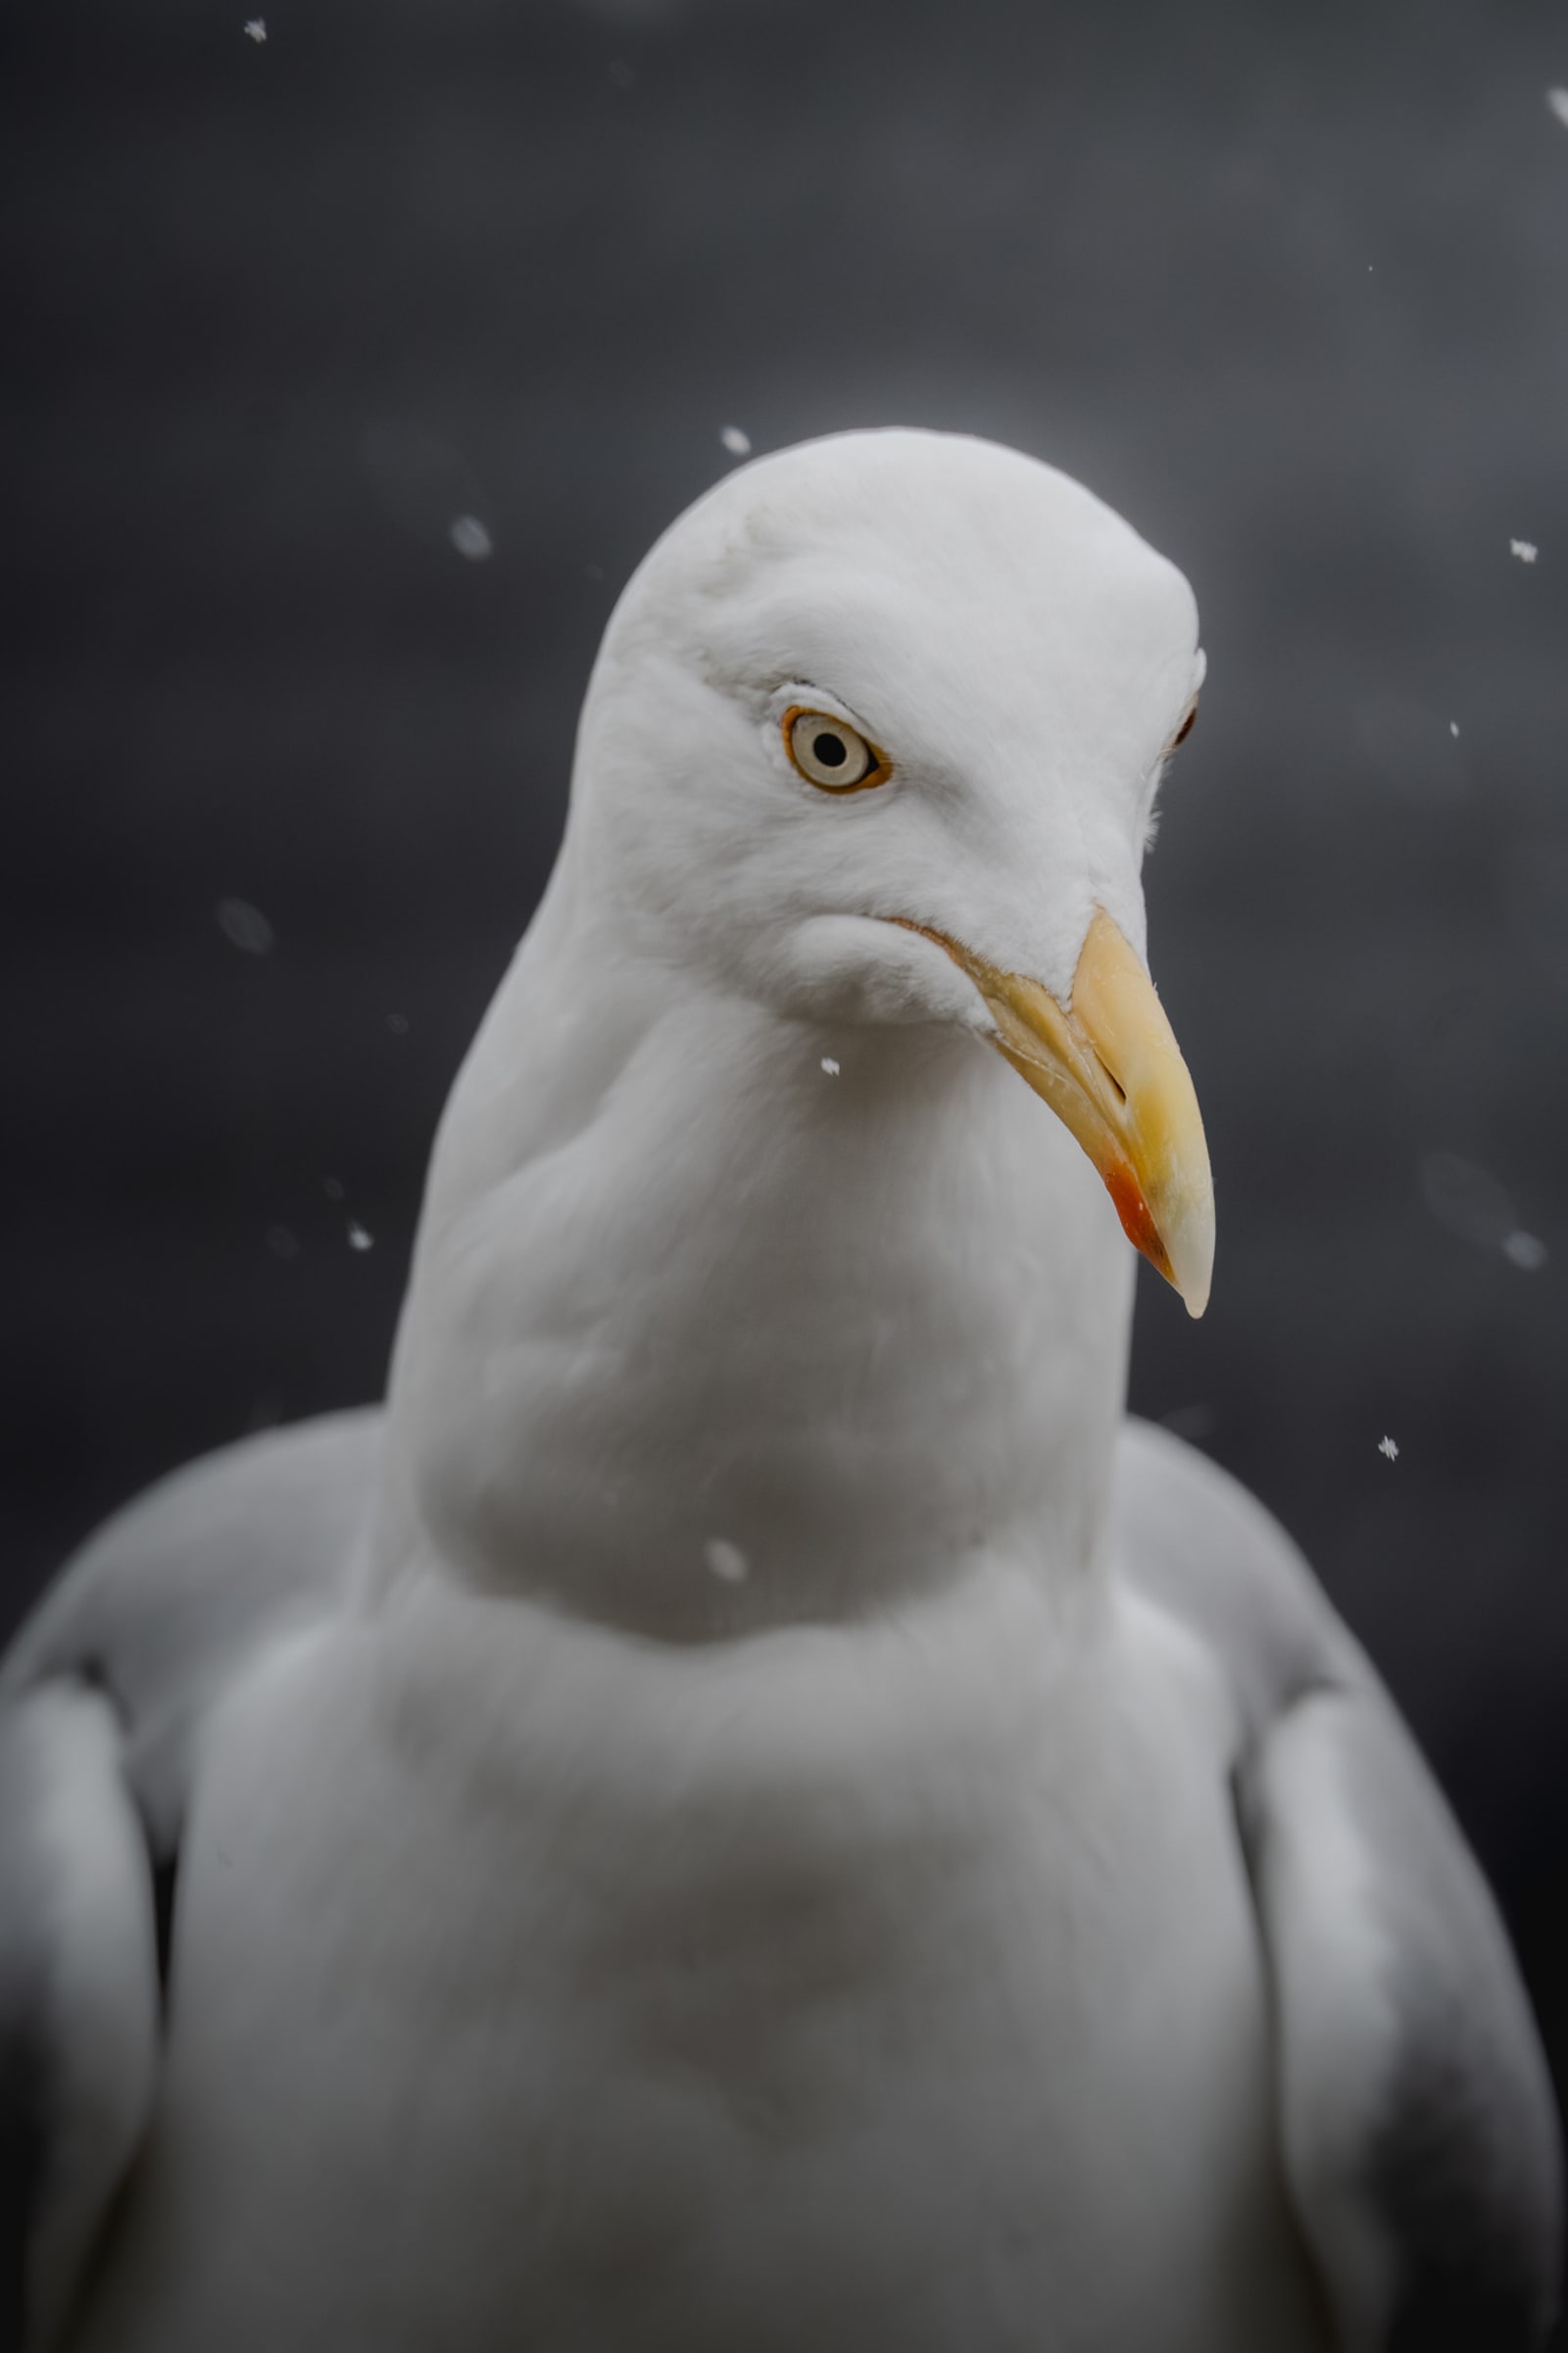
[{"xmin": 375, "ymin": 430, "xmax": 1206, "ymax": 1633}]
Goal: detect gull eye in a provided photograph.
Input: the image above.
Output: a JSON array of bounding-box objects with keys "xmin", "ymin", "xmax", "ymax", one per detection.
[{"xmin": 782, "ymin": 706, "xmax": 890, "ymax": 794}]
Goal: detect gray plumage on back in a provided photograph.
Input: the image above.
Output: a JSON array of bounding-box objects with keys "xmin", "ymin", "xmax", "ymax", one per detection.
[
  {"xmin": 0, "ymin": 1409, "xmax": 381, "ymax": 2349},
  {"xmin": 1117, "ymin": 1416, "xmax": 1562, "ymax": 2350},
  {"xmin": 0, "ymin": 1687, "xmax": 158, "ymax": 2353}
]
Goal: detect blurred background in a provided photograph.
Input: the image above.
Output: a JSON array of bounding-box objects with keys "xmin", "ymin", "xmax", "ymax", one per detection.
[{"xmin": 4, "ymin": 0, "xmax": 1567, "ymax": 2148}]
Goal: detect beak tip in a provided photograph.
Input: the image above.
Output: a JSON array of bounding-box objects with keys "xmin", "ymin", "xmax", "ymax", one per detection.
[{"xmin": 1164, "ymin": 1201, "xmax": 1214, "ymax": 1321}]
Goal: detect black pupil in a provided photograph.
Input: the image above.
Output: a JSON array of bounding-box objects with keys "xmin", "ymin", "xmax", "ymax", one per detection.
[{"xmin": 812, "ymin": 731, "xmax": 849, "ymax": 768}]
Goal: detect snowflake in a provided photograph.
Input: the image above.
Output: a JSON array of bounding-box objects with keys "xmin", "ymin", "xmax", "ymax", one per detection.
[
  {"xmin": 1547, "ymin": 87, "xmax": 1568, "ymax": 128},
  {"xmin": 450, "ymin": 515, "xmax": 493, "ymax": 562},
  {"xmin": 720, "ymin": 425, "xmax": 752, "ymax": 457},
  {"xmin": 820, "ymin": 1056, "xmax": 841, "ymax": 1076},
  {"xmin": 347, "ymin": 1221, "xmax": 374, "ymax": 1252},
  {"xmin": 1419, "ymin": 1151, "xmax": 1546, "ymax": 1271},
  {"xmin": 215, "ymin": 896, "xmax": 274, "ymax": 955},
  {"xmin": 704, "ymin": 1538, "xmax": 750, "ymax": 1584},
  {"xmin": 243, "ymin": 17, "xmax": 266, "ymax": 38},
  {"xmin": 1378, "ymin": 1435, "xmax": 1399, "ymax": 1462},
  {"xmin": 1510, "ymin": 539, "xmax": 1539, "ymax": 564}
]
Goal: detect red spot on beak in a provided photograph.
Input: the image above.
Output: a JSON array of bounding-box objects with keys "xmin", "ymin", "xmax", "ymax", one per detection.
[{"xmin": 1103, "ymin": 1166, "xmax": 1174, "ymax": 1287}]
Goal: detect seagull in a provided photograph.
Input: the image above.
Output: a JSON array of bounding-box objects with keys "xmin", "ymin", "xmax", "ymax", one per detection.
[{"xmin": 2, "ymin": 428, "xmax": 1559, "ymax": 2352}]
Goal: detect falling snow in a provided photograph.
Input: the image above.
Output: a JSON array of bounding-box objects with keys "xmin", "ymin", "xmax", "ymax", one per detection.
[
  {"xmin": 323, "ymin": 1176, "xmax": 344, "ymax": 1201},
  {"xmin": 1419, "ymin": 1150, "xmax": 1545, "ymax": 1270},
  {"xmin": 704, "ymin": 1538, "xmax": 750, "ymax": 1584},
  {"xmin": 216, "ymin": 897, "xmax": 274, "ymax": 955},
  {"xmin": 387, "ymin": 1011, "xmax": 410, "ymax": 1034},
  {"xmin": 1510, "ymin": 539, "xmax": 1539, "ymax": 564},
  {"xmin": 243, "ymin": 17, "xmax": 266, "ymax": 38},
  {"xmin": 347, "ymin": 1221, "xmax": 374, "ymax": 1252},
  {"xmin": 1448, "ymin": 720, "xmax": 1460, "ymax": 738},
  {"xmin": 1378, "ymin": 1436, "xmax": 1399, "ymax": 1462},
  {"xmin": 1547, "ymin": 88, "xmax": 1568, "ymax": 128},
  {"xmin": 720, "ymin": 425, "xmax": 752, "ymax": 457},
  {"xmin": 820, "ymin": 1056, "xmax": 841, "ymax": 1076},
  {"xmin": 450, "ymin": 515, "xmax": 493, "ymax": 562}
]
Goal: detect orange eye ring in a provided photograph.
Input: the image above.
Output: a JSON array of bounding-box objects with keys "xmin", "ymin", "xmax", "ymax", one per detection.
[{"xmin": 781, "ymin": 705, "xmax": 894, "ymax": 795}]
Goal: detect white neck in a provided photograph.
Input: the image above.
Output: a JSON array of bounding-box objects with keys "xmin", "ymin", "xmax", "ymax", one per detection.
[{"xmin": 369, "ymin": 845, "xmax": 1136, "ymax": 1640}]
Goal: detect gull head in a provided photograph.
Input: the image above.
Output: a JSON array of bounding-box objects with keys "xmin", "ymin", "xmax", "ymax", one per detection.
[{"xmin": 570, "ymin": 427, "xmax": 1213, "ymax": 1315}]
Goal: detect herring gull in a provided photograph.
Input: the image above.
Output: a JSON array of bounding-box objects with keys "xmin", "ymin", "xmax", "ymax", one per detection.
[{"xmin": 2, "ymin": 428, "xmax": 1559, "ymax": 2351}]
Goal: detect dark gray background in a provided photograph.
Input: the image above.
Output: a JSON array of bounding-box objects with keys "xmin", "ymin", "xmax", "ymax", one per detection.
[{"xmin": 4, "ymin": 0, "xmax": 1567, "ymax": 2149}]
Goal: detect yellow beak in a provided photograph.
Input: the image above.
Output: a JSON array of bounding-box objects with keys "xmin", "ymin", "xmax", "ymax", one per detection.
[{"xmin": 900, "ymin": 908, "xmax": 1215, "ymax": 1317}]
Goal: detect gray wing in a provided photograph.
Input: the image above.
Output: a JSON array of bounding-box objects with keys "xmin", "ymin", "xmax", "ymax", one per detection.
[
  {"xmin": 0, "ymin": 1405, "xmax": 383, "ymax": 2351},
  {"xmin": 0, "ymin": 1683, "xmax": 158, "ymax": 2353},
  {"xmin": 1114, "ymin": 1415, "xmax": 1562, "ymax": 2353}
]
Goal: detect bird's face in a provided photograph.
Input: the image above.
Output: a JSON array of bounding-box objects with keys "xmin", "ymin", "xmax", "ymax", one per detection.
[{"xmin": 575, "ymin": 428, "xmax": 1213, "ymax": 1313}]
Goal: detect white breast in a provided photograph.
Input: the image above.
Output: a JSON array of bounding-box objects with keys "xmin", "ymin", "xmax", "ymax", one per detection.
[{"xmin": 76, "ymin": 1562, "xmax": 1325, "ymax": 2353}]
